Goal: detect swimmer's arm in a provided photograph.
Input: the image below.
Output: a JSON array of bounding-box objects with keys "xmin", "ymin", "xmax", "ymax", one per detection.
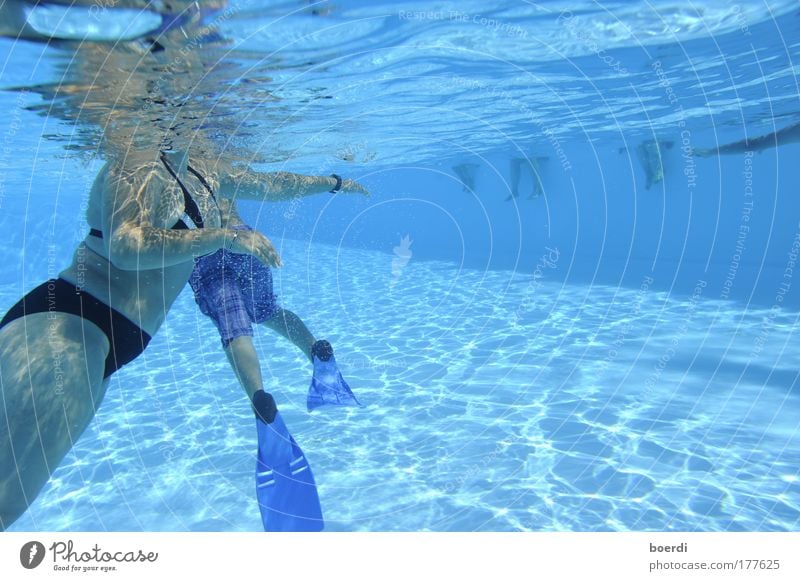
[
  {"xmin": 219, "ymin": 168, "xmax": 370, "ymax": 201},
  {"xmin": 101, "ymin": 162, "xmax": 229, "ymax": 270},
  {"xmin": 109, "ymin": 220, "xmax": 229, "ymax": 270},
  {"xmin": 218, "ymin": 198, "xmax": 245, "ymax": 228}
]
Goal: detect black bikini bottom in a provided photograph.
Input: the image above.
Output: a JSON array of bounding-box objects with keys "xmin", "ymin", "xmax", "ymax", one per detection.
[{"xmin": 0, "ymin": 278, "xmax": 152, "ymax": 378}]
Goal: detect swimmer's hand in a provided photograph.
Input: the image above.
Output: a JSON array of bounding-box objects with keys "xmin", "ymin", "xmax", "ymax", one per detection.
[
  {"xmin": 224, "ymin": 229, "xmax": 282, "ymax": 267},
  {"xmin": 341, "ymin": 178, "xmax": 370, "ymax": 197}
]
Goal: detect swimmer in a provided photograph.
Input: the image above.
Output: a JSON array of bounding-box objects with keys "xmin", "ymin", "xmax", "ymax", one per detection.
[
  {"xmin": 0, "ymin": 146, "xmax": 369, "ymax": 530},
  {"xmin": 189, "ymin": 199, "xmax": 360, "ymax": 531},
  {"xmin": 189, "ymin": 198, "xmax": 361, "ymax": 411},
  {"xmin": 620, "ymin": 139, "xmax": 673, "ymax": 190},
  {"xmin": 452, "ymin": 163, "xmax": 479, "ymax": 193},
  {"xmin": 641, "ymin": 140, "xmax": 672, "ymax": 190},
  {"xmin": 507, "ymin": 155, "xmax": 548, "ymax": 201}
]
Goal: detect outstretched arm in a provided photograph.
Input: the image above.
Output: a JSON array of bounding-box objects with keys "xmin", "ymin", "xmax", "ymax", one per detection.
[
  {"xmin": 696, "ymin": 123, "xmax": 800, "ymax": 157},
  {"xmin": 100, "ymin": 161, "xmax": 279, "ymax": 270},
  {"xmin": 219, "ymin": 167, "xmax": 370, "ymax": 201}
]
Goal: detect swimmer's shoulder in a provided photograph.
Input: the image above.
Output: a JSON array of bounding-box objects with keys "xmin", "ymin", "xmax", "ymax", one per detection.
[{"xmin": 101, "ymin": 155, "xmax": 169, "ymax": 199}]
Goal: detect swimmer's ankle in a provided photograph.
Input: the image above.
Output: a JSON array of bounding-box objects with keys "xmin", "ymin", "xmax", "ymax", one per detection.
[
  {"xmin": 252, "ymin": 390, "xmax": 277, "ymax": 424},
  {"xmin": 311, "ymin": 339, "xmax": 333, "ymax": 362}
]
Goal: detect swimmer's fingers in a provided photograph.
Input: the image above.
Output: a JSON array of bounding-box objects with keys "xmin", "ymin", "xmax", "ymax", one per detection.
[
  {"xmin": 257, "ymin": 235, "xmax": 283, "ymax": 268},
  {"xmin": 228, "ymin": 229, "xmax": 282, "ymax": 267},
  {"xmin": 251, "ymin": 232, "xmax": 282, "ymax": 268},
  {"xmin": 341, "ymin": 178, "xmax": 370, "ymax": 197}
]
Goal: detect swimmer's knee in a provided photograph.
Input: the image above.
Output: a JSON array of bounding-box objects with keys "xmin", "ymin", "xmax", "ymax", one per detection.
[
  {"xmin": 223, "ymin": 334, "xmax": 254, "ymax": 350},
  {"xmin": 252, "ymin": 390, "xmax": 277, "ymax": 424}
]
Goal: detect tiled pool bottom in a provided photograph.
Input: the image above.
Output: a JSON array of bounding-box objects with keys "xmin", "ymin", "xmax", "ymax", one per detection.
[{"xmin": 6, "ymin": 240, "xmax": 799, "ymax": 531}]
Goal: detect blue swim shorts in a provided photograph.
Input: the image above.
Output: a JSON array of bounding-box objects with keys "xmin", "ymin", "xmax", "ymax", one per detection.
[{"xmin": 189, "ymin": 227, "xmax": 279, "ymax": 347}]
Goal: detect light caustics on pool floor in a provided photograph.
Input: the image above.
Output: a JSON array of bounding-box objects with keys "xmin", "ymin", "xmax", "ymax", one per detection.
[{"xmin": 5, "ymin": 239, "xmax": 798, "ymax": 532}]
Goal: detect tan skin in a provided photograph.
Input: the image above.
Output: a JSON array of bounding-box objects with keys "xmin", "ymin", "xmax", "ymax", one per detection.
[
  {"xmin": 0, "ymin": 148, "xmax": 368, "ymax": 529},
  {"xmin": 212, "ymin": 201, "xmax": 317, "ymax": 402}
]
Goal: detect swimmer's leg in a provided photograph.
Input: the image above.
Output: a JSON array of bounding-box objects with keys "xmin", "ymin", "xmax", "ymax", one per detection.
[
  {"xmin": 506, "ymin": 158, "xmax": 522, "ymax": 201},
  {"xmin": 0, "ymin": 312, "xmax": 108, "ymax": 530},
  {"xmin": 224, "ymin": 335, "xmax": 264, "ymax": 401},
  {"xmin": 453, "ymin": 163, "xmax": 478, "ymax": 192},
  {"xmin": 260, "ymin": 308, "xmax": 316, "ymax": 363},
  {"xmin": 527, "ymin": 157, "xmax": 546, "ymax": 199}
]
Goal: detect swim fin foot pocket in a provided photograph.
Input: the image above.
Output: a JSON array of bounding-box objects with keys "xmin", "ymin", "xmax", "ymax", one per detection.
[
  {"xmin": 307, "ymin": 340, "xmax": 362, "ymax": 412},
  {"xmin": 252, "ymin": 389, "xmax": 277, "ymax": 424},
  {"xmin": 253, "ymin": 392, "xmax": 324, "ymax": 532}
]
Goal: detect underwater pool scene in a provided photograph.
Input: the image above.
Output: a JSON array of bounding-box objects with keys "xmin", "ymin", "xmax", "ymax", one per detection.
[{"xmin": 1, "ymin": 0, "xmax": 799, "ymax": 532}]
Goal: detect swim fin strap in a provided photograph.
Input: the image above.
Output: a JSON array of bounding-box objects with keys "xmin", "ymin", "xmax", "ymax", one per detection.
[{"xmin": 254, "ymin": 396, "xmax": 323, "ymax": 532}]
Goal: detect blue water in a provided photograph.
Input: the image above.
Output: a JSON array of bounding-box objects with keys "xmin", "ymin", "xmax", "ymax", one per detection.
[{"xmin": 1, "ymin": 0, "xmax": 799, "ymax": 531}]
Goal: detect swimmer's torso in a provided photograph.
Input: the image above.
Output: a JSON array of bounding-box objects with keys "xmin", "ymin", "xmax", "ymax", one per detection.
[{"xmin": 60, "ymin": 154, "xmax": 222, "ymax": 336}]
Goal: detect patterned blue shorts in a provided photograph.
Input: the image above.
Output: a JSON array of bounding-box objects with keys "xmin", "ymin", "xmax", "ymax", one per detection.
[{"xmin": 189, "ymin": 229, "xmax": 278, "ymax": 347}]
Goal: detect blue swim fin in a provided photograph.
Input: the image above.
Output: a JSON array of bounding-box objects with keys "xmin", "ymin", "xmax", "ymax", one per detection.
[
  {"xmin": 253, "ymin": 391, "xmax": 324, "ymax": 532},
  {"xmin": 307, "ymin": 340, "xmax": 362, "ymax": 412}
]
